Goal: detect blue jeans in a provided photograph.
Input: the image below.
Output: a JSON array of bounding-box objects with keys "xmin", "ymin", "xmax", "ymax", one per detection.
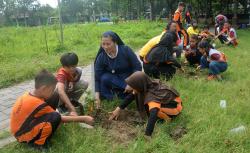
[
  {"xmin": 100, "ymin": 73, "xmax": 127, "ymax": 100},
  {"xmin": 200, "ymin": 56, "xmax": 228, "ymax": 75}
]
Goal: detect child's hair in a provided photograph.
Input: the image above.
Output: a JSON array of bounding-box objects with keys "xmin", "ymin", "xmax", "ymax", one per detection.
[
  {"xmin": 60, "ymin": 52, "xmax": 78, "ymax": 67},
  {"xmin": 190, "ymin": 34, "xmax": 199, "ymax": 41},
  {"xmin": 191, "ymin": 20, "xmax": 197, "ymax": 26},
  {"xmin": 203, "ymin": 25, "xmax": 209, "ymax": 30},
  {"xmin": 178, "ymin": 2, "xmax": 185, "ymax": 7},
  {"xmin": 198, "ymin": 41, "xmax": 214, "ymax": 54},
  {"xmin": 35, "ymin": 69, "xmax": 57, "ymax": 89}
]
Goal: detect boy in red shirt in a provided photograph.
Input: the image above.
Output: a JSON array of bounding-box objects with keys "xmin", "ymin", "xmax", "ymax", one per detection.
[{"xmin": 47, "ymin": 53, "xmax": 88, "ymax": 116}]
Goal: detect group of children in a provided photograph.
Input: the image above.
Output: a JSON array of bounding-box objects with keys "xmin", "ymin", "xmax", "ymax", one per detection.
[
  {"xmin": 10, "ymin": 53, "xmax": 94, "ymax": 150},
  {"xmin": 9, "ymin": 2, "xmax": 238, "ymax": 150},
  {"xmin": 184, "ymin": 20, "xmax": 232, "ymax": 80}
]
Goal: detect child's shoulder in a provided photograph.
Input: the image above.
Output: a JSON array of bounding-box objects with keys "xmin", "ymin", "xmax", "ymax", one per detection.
[{"xmin": 12, "ymin": 93, "xmax": 44, "ymax": 112}]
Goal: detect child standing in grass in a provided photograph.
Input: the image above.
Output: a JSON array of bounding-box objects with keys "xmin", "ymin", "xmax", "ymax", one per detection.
[
  {"xmin": 46, "ymin": 52, "xmax": 88, "ymax": 116},
  {"xmin": 197, "ymin": 41, "xmax": 228, "ymax": 81},
  {"xmin": 173, "ymin": 2, "xmax": 189, "ymax": 50},
  {"xmin": 185, "ymin": 35, "xmax": 202, "ymax": 66},
  {"xmin": 109, "ymin": 71, "xmax": 182, "ymax": 137},
  {"xmin": 10, "ymin": 70, "xmax": 94, "ymax": 150}
]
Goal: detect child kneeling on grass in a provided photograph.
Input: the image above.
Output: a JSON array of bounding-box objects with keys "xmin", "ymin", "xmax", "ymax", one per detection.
[
  {"xmin": 10, "ymin": 70, "xmax": 94, "ymax": 150},
  {"xmin": 109, "ymin": 71, "xmax": 182, "ymax": 137},
  {"xmin": 215, "ymin": 22, "xmax": 238, "ymax": 47},
  {"xmin": 197, "ymin": 41, "xmax": 228, "ymax": 81},
  {"xmin": 199, "ymin": 25, "xmax": 215, "ymax": 42},
  {"xmin": 185, "ymin": 35, "xmax": 202, "ymax": 66},
  {"xmin": 46, "ymin": 52, "xmax": 89, "ymax": 116}
]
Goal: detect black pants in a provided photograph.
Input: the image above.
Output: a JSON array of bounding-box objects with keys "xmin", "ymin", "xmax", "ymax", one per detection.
[
  {"xmin": 143, "ymin": 63, "xmax": 176, "ymax": 80},
  {"xmin": 186, "ymin": 52, "xmax": 202, "ymax": 66},
  {"xmin": 218, "ymin": 35, "xmax": 228, "ymax": 44}
]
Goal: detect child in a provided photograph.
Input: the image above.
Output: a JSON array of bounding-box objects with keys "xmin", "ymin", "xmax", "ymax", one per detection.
[
  {"xmin": 215, "ymin": 22, "xmax": 238, "ymax": 46},
  {"xmin": 224, "ymin": 22, "xmax": 238, "ymax": 46},
  {"xmin": 187, "ymin": 20, "xmax": 200, "ymax": 37},
  {"xmin": 46, "ymin": 52, "xmax": 88, "ymax": 116},
  {"xmin": 185, "ymin": 5, "xmax": 192, "ymax": 28},
  {"xmin": 10, "ymin": 70, "xmax": 94, "ymax": 150},
  {"xmin": 173, "ymin": 2, "xmax": 189, "ymax": 49},
  {"xmin": 109, "ymin": 71, "xmax": 183, "ymax": 137},
  {"xmin": 185, "ymin": 35, "xmax": 202, "ymax": 66},
  {"xmin": 199, "ymin": 25, "xmax": 215, "ymax": 41},
  {"xmin": 197, "ymin": 41, "xmax": 228, "ymax": 80}
]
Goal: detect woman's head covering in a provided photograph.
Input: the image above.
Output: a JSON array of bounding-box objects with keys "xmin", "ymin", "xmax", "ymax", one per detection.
[
  {"xmin": 145, "ymin": 31, "xmax": 177, "ymax": 64},
  {"xmin": 157, "ymin": 31, "xmax": 177, "ymax": 49},
  {"xmin": 125, "ymin": 71, "xmax": 180, "ymax": 113},
  {"xmin": 94, "ymin": 31, "xmax": 124, "ymax": 64},
  {"xmin": 165, "ymin": 20, "xmax": 177, "ymax": 31}
]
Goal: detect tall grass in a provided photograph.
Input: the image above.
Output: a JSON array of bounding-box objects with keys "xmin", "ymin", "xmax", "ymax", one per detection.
[{"xmin": 0, "ymin": 21, "xmax": 164, "ymax": 88}]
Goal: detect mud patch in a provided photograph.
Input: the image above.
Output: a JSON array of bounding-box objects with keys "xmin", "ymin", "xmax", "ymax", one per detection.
[
  {"xmin": 170, "ymin": 125, "xmax": 187, "ymax": 141},
  {"xmin": 92, "ymin": 109, "xmax": 144, "ymax": 146}
]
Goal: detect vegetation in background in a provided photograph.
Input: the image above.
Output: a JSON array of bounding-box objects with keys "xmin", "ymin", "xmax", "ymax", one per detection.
[{"xmin": 0, "ymin": 21, "xmax": 165, "ymax": 88}]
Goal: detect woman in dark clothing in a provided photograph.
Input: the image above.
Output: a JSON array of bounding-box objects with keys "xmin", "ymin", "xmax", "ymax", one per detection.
[
  {"xmin": 143, "ymin": 30, "xmax": 183, "ymax": 80},
  {"xmin": 94, "ymin": 31, "xmax": 142, "ymax": 108},
  {"xmin": 109, "ymin": 71, "xmax": 183, "ymax": 137}
]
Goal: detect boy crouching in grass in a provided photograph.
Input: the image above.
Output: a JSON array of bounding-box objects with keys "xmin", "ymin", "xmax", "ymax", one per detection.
[
  {"xmin": 46, "ymin": 52, "xmax": 88, "ymax": 116},
  {"xmin": 10, "ymin": 70, "xmax": 94, "ymax": 150}
]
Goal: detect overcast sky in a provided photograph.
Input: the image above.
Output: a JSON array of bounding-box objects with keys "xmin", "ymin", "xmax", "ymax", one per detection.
[{"xmin": 38, "ymin": 0, "xmax": 58, "ymax": 8}]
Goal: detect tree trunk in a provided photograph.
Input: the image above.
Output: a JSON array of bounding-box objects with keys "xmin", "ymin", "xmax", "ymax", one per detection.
[{"xmin": 232, "ymin": 0, "xmax": 238, "ymax": 26}]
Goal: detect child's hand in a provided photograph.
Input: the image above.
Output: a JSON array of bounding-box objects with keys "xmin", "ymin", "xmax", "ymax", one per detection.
[
  {"xmin": 109, "ymin": 107, "xmax": 121, "ymax": 120},
  {"xmin": 124, "ymin": 85, "xmax": 133, "ymax": 93},
  {"xmin": 84, "ymin": 116, "xmax": 94, "ymax": 125},
  {"xmin": 69, "ymin": 111, "xmax": 78, "ymax": 116}
]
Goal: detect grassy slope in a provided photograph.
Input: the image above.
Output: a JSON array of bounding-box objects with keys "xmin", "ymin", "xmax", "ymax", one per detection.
[
  {"xmin": 0, "ymin": 21, "xmax": 163, "ymax": 88},
  {"xmin": 0, "ymin": 24, "xmax": 250, "ymax": 153}
]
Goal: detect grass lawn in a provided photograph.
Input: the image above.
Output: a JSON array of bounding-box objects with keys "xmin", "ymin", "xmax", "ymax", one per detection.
[
  {"xmin": 0, "ymin": 23, "xmax": 250, "ymax": 153},
  {"xmin": 0, "ymin": 21, "xmax": 164, "ymax": 88}
]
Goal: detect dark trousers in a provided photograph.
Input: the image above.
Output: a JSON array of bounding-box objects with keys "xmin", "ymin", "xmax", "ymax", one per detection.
[
  {"xmin": 99, "ymin": 73, "xmax": 127, "ymax": 100},
  {"xmin": 46, "ymin": 80, "xmax": 88, "ymax": 110},
  {"xmin": 218, "ymin": 35, "xmax": 228, "ymax": 44},
  {"xmin": 200, "ymin": 56, "xmax": 228, "ymax": 75}
]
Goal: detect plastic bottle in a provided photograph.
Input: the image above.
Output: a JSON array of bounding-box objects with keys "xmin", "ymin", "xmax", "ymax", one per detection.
[{"xmin": 220, "ymin": 100, "xmax": 227, "ymax": 108}]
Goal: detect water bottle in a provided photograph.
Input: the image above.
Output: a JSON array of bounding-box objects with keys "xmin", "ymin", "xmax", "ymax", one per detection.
[{"xmin": 220, "ymin": 100, "xmax": 227, "ymax": 108}]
